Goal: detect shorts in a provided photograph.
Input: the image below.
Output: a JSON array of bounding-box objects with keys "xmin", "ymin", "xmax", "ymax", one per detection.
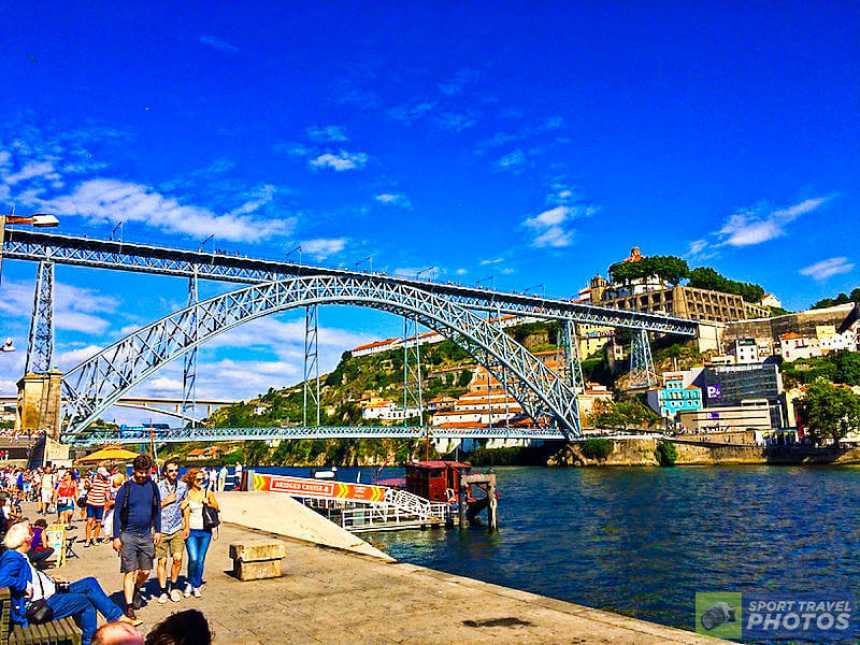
[
  {"xmin": 155, "ymin": 530, "xmax": 186, "ymax": 560},
  {"xmin": 57, "ymin": 503, "xmax": 74, "ymax": 514},
  {"xmin": 86, "ymin": 504, "xmax": 105, "ymax": 520},
  {"xmin": 120, "ymin": 532, "xmax": 155, "ymax": 573},
  {"xmin": 40, "ymin": 490, "xmax": 52, "ymax": 503}
]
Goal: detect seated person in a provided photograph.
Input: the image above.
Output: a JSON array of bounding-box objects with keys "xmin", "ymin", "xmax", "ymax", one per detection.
[
  {"xmin": 0, "ymin": 521, "xmax": 140, "ymax": 645},
  {"xmin": 28, "ymin": 519, "xmax": 55, "ymax": 568}
]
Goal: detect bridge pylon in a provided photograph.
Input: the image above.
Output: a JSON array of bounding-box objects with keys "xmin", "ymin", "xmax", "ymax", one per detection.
[
  {"xmin": 560, "ymin": 319, "xmax": 585, "ymax": 394},
  {"xmin": 628, "ymin": 328, "xmax": 657, "ymax": 389},
  {"xmin": 303, "ymin": 304, "xmax": 320, "ymax": 426},
  {"xmin": 25, "ymin": 260, "xmax": 55, "ymax": 374},
  {"xmin": 182, "ymin": 267, "xmax": 199, "ymax": 424},
  {"xmin": 402, "ymin": 316, "xmax": 424, "ymax": 426}
]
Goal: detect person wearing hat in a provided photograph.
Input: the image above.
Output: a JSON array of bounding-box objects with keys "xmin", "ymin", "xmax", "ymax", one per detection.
[{"xmin": 84, "ymin": 467, "xmax": 112, "ymax": 547}]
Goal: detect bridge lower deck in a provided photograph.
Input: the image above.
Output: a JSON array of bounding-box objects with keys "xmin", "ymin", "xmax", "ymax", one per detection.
[{"xmin": 50, "ymin": 504, "xmax": 721, "ymax": 644}]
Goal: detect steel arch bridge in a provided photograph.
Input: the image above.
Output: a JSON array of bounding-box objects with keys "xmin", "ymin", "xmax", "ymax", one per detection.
[{"xmin": 62, "ymin": 275, "xmax": 582, "ymax": 438}]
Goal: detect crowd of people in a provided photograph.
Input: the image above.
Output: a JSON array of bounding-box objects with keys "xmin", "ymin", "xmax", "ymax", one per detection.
[{"xmin": 0, "ymin": 454, "xmax": 223, "ymax": 645}]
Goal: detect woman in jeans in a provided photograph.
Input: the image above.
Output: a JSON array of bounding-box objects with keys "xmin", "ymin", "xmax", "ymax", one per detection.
[{"xmin": 181, "ymin": 468, "xmax": 219, "ymax": 597}]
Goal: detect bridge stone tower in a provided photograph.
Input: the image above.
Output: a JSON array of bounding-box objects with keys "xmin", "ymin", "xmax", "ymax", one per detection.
[
  {"xmin": 15, "ymin": 369, "xmax": 63, "ymax": 440},
  {"xmin": 14, "ymin": 260, "xmax": 63, "ymax": 440}
]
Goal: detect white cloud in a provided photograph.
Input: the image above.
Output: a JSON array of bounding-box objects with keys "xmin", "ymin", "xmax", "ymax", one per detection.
[
  {"xmin": 715, "ymin": 196, "xmax": 831, "ymax": 248},
  {"xmin": 56, "ymin": 345, "xmax": 103, "ymax": 368},
  {"xmin": 0, "ymin": 280, "xmax": 116, "ymax": 335},
  {"xmin": 39, "ymin": 178, "xmax": 294, "ymax": 242},
  {"xmin": 455, "ymin": 268, "xmax": 468, "ymax": 276},
  {"xmin": 799, "ymin": 257, "xmax": 855, "ymax": 281},
  {"xmin": 387, "ymin": 102, "xmax": 435, "ymax": 124},
  {"xmin": 3, "ymin": 161, "xmax": 59, "ymax": 185},
  {"xmin": 495, "ymin": 150, "xmax": 525, "ymax": 172},
  {"xmin": 300, "ymin": 238, "xmax": 347, "ymax": 260},
  {"xmin": 199, "ymin": 35, "xmax": 239, "ymax": 53},
  {"xmin": 375, "ymin": 192, "xmax": 411, "ymax": 208},
  {"xmin": 306, "ymin": 125, "xmax": 348, "ymax": 143},
  {"xmin": 532, "ymin": 226, "xmax": 573, "ymax": 248},
  {"xmin": 309, "ymin": 151, "xmax": 368, "ymax": 172},
  {"xmin": 687, "ymin": 239, "xmax": 709, "ymax": 257},
  {"xmin": 525, "ymin": 206, "xmax": 569, "ymax": 229},
  {"xmin": 206, "ymin": 317, "xmax": 371, "ymax": 354},
  {"xmin": 480, "ymin": 258, "xmax": 504, "ymax": 266}
]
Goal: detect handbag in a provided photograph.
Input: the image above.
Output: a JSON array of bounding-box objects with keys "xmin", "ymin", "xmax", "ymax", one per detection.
[
  {"xmin": 26, "ymin": 599, "xmax": 54, "ymax": 624},
  {"xmin": 202, "ymin": 499, "xmax": 220, "ymax": 531}
]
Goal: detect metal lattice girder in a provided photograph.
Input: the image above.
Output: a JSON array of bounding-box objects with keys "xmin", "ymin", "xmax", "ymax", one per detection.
[
  {"xmin": 4, "ymin": 229, "xmax": 698, "ymax": 335},
  {"xmin": 629, "ymin": 328, "xmax": 657, "ymax": 388},
  {"xmin": 61, "ymin": 424, "xmax": 567, "ymax": 446},
  {"xmin": 25, "ymin": 260, "xmax": 55, "ymax": 374},
  {"xmin": 303, "ymin": 305, "xmax": 320, "ymax": 426},
  {"xmin": 402, "ymin": 316, "xmax": 424, "ymax": 425},
  {"xmin": 62, "ymin": 275, "xmax": 583, "ymax": 437},
  {"xmin": 181, "ymin": 269, "xmax": 198, "ymax": 420},
  {"xmin": 560, "ymin": 319, "xmax": 585, "ymax": 394}
]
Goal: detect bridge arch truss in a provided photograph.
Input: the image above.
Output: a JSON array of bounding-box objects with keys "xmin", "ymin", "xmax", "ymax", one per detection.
[{"xmin": 62, "ymin": 275, "xmax": 581, "ymax": 438}]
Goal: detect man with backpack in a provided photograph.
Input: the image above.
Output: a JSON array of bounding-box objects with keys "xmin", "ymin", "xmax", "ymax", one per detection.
[{"xmin": 112, "ymin": 454, "xmax": 161, "ymax": 620}]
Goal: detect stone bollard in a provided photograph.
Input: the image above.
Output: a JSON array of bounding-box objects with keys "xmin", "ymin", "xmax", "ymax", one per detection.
[{"xmin": 229, "ymin": 540, "xmax": 286, "ymax": 581}]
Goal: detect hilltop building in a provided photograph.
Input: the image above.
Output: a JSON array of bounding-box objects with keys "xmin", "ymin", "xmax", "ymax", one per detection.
[{"xmin": 584, "ymin": 247, "xmax": 770, "ymax": 323}]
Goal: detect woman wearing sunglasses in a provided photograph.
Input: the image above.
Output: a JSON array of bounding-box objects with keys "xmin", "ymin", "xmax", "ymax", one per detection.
[{"xmin": 180, "ymin": 468, "xmax": 219, "ymax": 598}]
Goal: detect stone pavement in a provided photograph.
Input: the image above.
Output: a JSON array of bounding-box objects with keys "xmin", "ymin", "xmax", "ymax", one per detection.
[{"xmin": 39, "ymin": 510, "xmax": 722, "ymax": 644}]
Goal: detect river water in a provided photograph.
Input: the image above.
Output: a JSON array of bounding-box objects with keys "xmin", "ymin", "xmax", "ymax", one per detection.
[{"xmin": 263, "ymin": 465, "xmax": 860, "ymax": 634}]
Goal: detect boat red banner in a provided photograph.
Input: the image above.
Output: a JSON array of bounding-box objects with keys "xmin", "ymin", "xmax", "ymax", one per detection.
[{"xmin": 252, "ymin": 472, "xmax": 387, "ymax": 503}]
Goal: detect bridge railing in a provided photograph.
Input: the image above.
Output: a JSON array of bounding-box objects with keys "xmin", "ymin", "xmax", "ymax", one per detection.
[{"xmin": 61, "ymin": 425, "xmax": 569, "ymax": 446}]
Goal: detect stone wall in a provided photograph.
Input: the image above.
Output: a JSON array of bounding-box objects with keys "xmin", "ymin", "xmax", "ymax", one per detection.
[{"xmin": 550, "ymin": 438, "xmax": 860, "ymax": 467}]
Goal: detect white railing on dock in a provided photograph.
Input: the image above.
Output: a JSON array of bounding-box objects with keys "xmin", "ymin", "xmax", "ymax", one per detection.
[{"xmin": 300, "ymin": 495, "xmax": 452, "ymax": 532}]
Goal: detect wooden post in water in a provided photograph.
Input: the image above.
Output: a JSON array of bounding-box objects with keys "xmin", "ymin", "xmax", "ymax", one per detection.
[
  {"xmin": 458, "ymin": 482, "xmax": 468, "ymax": 529},
  {"xmin": 487, "ymin": 474, "xmax": 498, "ymax": 532}
]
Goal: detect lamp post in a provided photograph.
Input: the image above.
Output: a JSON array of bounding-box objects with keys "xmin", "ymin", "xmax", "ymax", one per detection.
[{"xmin": 0, "ymin": 212, "xmax": 59, "ymax": 286}]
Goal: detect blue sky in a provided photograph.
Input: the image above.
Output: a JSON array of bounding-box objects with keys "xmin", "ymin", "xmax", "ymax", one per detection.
[{"xmin": 0, "ymin": 2, "xmax": 858, "ymax": 417}]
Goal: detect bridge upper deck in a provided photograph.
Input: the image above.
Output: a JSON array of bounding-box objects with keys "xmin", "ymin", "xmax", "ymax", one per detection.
[{"xmin": 3, "ymin": 228, "xmax": 698, "ymax": 335}]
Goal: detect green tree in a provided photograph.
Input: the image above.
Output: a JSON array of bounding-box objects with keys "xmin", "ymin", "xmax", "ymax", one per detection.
[
  {"xmin": 796, "ymin": 379, "xmax": 860, "ymax": 446},
  {"xmin": 655, "ymin": 441, "xmax": 677, "ymax": 466},
  {"xmin": 647, "ymin": 255, "xmax": 689, "ymax": 285},
  {"xmin": 457, "ymin": 369, "xmax": 472, "ymax": 388},
  {"xmin": 688, "ymin": 267, "xmax": 764, "ymax": 303}
]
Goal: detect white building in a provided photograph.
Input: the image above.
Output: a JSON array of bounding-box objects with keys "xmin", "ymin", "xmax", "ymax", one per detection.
[
  {"xmin": 361, "ymin": 399, "xmax": 421, "ymax": 421},
  {"xmin": 733, "ymin": 338, "xmax": 761, "ymax": 364},
  {"xmin": 779, "ymin": 332, "xmax": 820, "ymax": 362},
  {"xmin": 760, "ymin": 293, "xmax": 782, "ymax": 309},
  {"xmin": 350, "ymin": 338, "xmax": 401, "ymax": 358}
]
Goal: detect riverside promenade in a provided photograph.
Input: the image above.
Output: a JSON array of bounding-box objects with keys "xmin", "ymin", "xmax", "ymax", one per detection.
[{"xmin": 42, "ymin": 497, "xmax": 722, "ymax": 644}]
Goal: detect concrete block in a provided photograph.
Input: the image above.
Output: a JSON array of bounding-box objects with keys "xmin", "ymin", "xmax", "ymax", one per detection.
[
  {"xmin": 229, "ymin": 540, "xmax": 286, "ymax": 562},
  {"xmin": 233, "ymin": 558, "xmax": 282, "ymax": 581}
]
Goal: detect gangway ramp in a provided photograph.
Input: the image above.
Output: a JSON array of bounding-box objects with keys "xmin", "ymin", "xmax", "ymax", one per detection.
[{"xmin": 251, "ymin": 472, "xmax": 451, "ymax": 532}]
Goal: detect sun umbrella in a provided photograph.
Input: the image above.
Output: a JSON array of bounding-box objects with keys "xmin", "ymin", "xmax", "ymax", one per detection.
[{"xmin": 77, "ymin": 445, "xmax": 141, "ymax": 463}]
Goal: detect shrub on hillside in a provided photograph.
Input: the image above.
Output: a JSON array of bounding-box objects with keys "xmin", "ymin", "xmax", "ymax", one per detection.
[
  {"xmin": 655, "ymin": 441, "xmax": 677, "ymax": 467},
  {"xmin": 581, "ymin": 438, "xmax": 613, "ymax": 461}
]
